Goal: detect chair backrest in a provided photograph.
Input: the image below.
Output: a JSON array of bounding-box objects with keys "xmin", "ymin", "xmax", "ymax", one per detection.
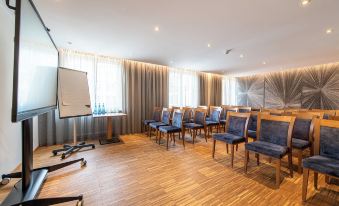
[
  {"xmin": 152, "ymin": 107, "xmax": 163, "ymax": 122},
  {"xmin": 172, "ymin": 109, "xmax": 184, "ymax": 128},
  {"xmin": 248, "ymin": 111, "xmax": 258, "ymax": 131},
  {"xmin": 226, "ymin": 112, "xmax": 250, "ymax": 137},
  {"xmin": 161, "ymin": 108, "xmax": 171, "ymax": 124},
  {"xmin": 313, "ymin": 119, "xmax": 339, "ymax": 160},
  {"xmin": 251, "ymin": 108, "xmax": 261, "ymax": 112},
  {"xmin": 238, "ymin": 106, "xmax": 251, "ymax": 113},
  {"xmin": 182, "ymin": 107, "xmax": 193, "ymax": 122},
  {"xmin": 210, "ymin": 107, "xmax": 221, "ymax": 122},
  {"xmin": 257, "ymin": 114, "xmax": 296, "ymax": 148},
  {"xmin": 221, "ymin": 106, "xmax": 239, "ymax": 120},
  {"xmin": 291, "ymin": 113, "xmax": 318, "ymax": 142},
  {"xmin": 311, "ymin": 109, "xmax": 336, "ymax": 119},
  {"xmin": 193, "ymin": 109, "xmax": 207, "ymax": 125}
]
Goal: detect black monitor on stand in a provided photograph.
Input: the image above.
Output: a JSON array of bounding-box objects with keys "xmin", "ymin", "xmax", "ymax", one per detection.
[{"xmin": 1, "ymin": 1, "xmax": 86, "ymax": 205}]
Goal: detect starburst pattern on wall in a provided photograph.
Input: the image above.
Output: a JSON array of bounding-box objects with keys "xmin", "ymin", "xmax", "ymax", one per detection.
[
  {"xmin": 265, "ymin": 70, "xmax": 303, "ymax": 108},
  {"xmin": 236, "ymin": 75, "xmax": 264, "ymax": 107},
  {"xmin": 302, "ymin": 64, "xmax": 339, "ymax": 109}
]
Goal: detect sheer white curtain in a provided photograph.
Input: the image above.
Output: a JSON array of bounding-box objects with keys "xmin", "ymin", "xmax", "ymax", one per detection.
[
  {"xmin": 59, "ymin": 49, "xmax": 123, "ymax": 112},
  {"xmin": 222, "ymin": 76, "xmax": 236, "ymax": 105},
  {"xmin": 169, "ymin": 68, "xmax": 199, "ymax": 107}
]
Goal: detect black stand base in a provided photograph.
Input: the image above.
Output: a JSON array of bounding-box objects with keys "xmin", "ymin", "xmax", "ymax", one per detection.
[
  {"xmin": 1, "ymin": 158, "xmax": 86, "ymax": 206},
  {"xmin": 52, "ymin": 142, "xmax": 95, "ymax": 159},
  {"xmin": 99, "ymin": 137, "xmax": 121, "ymax": 145}
]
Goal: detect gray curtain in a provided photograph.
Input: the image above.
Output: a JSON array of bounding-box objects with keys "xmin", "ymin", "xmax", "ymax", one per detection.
[
  {"xmin": 199, "ymin": 73, "xmax": 222, "ymax": 106},
  {"xmin": 39, "ymin": 60, "xmax": 168, "ymax": 146},
  {"xmin": 122, "ymin": 60, "xmax": 169, "ymax": 134},
  {"xmin": 210, "ymin": 75, "xmax": 223, "ymax": 106},
  {"xmin": 199, "ymin": 73, "xmax": 209, "ymax": 105}
]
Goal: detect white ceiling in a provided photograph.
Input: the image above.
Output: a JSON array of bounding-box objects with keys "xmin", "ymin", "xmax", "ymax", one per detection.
[{"xmin": 34, "ymin": 0, "xmax": 339, "ymax": 74}]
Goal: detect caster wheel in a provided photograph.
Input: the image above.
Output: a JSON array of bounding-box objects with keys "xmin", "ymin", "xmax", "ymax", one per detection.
[
  {"xmin": 52, "ymin": 151, "xmax": 57, "ymax": 156},
  {"xmin": 92, "ymin": 145, "xmax": 95, "ymax": 149},
  {"xmin": 81, "ymin": 160, "xmax": 87, "ymax": 167},
  {"xmin": 77, "ymin": 200, "xmax": 84, "ymax": 206},
  {"xmin": 1, "ymin": 178, "xmax": 10, "ymax": 185},
  {"xmin": 61, "ymin": 154, "xmax": 66, "ymax": 159}
]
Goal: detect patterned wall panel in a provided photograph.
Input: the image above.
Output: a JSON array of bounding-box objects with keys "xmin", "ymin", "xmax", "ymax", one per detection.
[
  {"xmin": 264, "ymin": 70, "xmax": 303, "ymax": 108},
  {"xmin": 236, "ymin": 75, "xmax": 264, "ymax": 107},
  {"xmin": 302, "ymin": 64, "xmax": 339, "ymax": 109}
]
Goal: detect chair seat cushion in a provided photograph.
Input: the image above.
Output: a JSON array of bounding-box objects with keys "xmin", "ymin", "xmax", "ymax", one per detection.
[
  {"xmin": 245, "ymin": 141, "xmax": 288, "ymax": 158},
  {"xmin": 149, "ymin": 122, "xmax": 168, "ymax": 129},
  {"xmin": 220, "ymin": 120, "xmax": 226, "ymax": 125},
  {"xmin": 292, "ymin": 138, "xmax": 311, "ymax": 149},
  {"xmin": 159, "ymin": 126, "xmax": 181, "ymax": 133},
  {"xmin": 144, "ymin": 120, "xmax": 156, "ymax": 125},
  {"xmin": 213, "ymin": 133, "xmax": 246, "ymax": 144},
  {"xmin": 303, "ymin": 155, "xmax": 339, "ymax": 177},
  {"xmin": 206, "ymin": 121, "xmax": 219, "ymax": 126},
  {"xmin": 247, "ymin": 130, "xmax": 257, "ymax": 139},
  {"xmin": 184, "ymin": 123, "xmax": 204, "ymax": 129}
]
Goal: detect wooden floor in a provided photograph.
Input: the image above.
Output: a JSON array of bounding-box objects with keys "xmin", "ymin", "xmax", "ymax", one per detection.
[{"xmin": 0, "ymin": 133, "xmax": 338, "ymax": 206}]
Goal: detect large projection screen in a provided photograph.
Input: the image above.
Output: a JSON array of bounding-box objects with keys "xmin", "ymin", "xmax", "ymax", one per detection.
[{"xmin": 12, "ymin": 0, "xmax": 59, "ymax": 122}]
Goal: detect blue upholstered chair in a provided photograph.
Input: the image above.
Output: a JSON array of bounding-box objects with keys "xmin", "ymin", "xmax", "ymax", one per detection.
[
  {"xmin": 206, "ymin": 107, "xmax": 222, "ymax": 137},
  {"xmin": 149, "ymin": 108, "xmax": 171, "ymax": 141},
  {"xmin": 183, "ymin": 109, "xmax": 207, "ymax": 144},
  {"xmin": 220, "ymin": 106, "xmax": 239, "ymax": 132},
  {"xmin": 247, "ymin": 112, "xmax": 258, "ymax": 140},
  {"xmin": 143, "ymin": 107, "xmax": 162, "ymax": 136},
  {"xmin": 182, "ymin": 107, "xmax": 193, "ymax": 123},
  {"xmin": 158, "ymin": 110, "xmax": 184, "ymax": 149},
  {"xmin": 244, "ymin": 114, "xmax": 296, "ymax": 188},
  {"xmin": 302, "ymin": 119, "xmax": 339, "ymax": 202},
  {"xmin": 290, "ymin": 113, "xmax": 319, "ymax": 174},
  {"xmin": 212, "ymin": 112, "xmax": 250, "ymax": 167}
]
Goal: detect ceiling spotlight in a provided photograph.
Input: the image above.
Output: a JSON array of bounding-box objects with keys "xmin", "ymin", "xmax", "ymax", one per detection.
[
  {"xmin": 225, "ymin": 49, "xmax": 233, "ymax": 55},
  {"xmin": 207, "ymin": 43, "xmax": 211, "ymax": 48},
  {"xmin": 67, "ymin": 41, "xmax": 72, "ymax": 45},
  {"xmin": 154, "ymin": 26, "xmax": 160, "ymax": 32},
  {"xmin": 262, "ymin": 61, "xmax": 267, "ymax": 65},
  {"xmin": 240, "ymin": 54, "xmax": 244, "ymax": 58},
  {"xmin": 326, "ymin": 28, "xmax": 333, "ymax": 34},
  {"xmin": 301, "ymin": 0, "xmax": 311, "ymax": 6}
]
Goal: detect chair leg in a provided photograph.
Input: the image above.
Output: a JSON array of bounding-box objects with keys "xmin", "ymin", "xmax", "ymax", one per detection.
[
  {"xmin": 288, "ymin": 152, "xmax": 294, "ymax": 178},
  {"xmin": 173, "ymin": 133, "xmax": 176, "ymax": 145},
  {"xmin": 244, "ymin": 150, "xmax": 249, "ymax": 174},
  {"xmin": 302, "ymin": 168, "xmax": 309, "ymax": 202},
  {"xmin": 314, "ymin": 172, "xmax": 318, "ymax": 190},
  {"xmin": 298, "ymin": 149, "xmax": 303, "ymax": 174},
  {"xmin": 178, "ymin": 132, "xmax": 181, "ymax": 140},
  {"xmin": 193, "ymin": 129, "xmax": 196, "ymax": 144},
  {"xmin": 231, "ymin": 144, "xmax": 234, "ymax": 168},
  {"xmin": 226, "ymin": 144, "xmax": 229, "ymax": 154},
  {"xmin": 268, "ymin": 157, "xmax": 272, "ymax": 163},
  {"xmin": 276, "ymin": 159, "xmax": 281, "ymax": 188},
  {"xmin": 212, "ymin": 140, "xmax": 216, "ymax": 158},
  {"xmin": 256, "ymin": 153, "xmax": 259, "ymax": 166},
  {"xmin": 158, "ymin": 131, "xmax": 162, "ymax": 145},
  {"xmin": 166, "ymin": 133, "xmax": 169, "ymax": 150},
  {"xmin": 182, "ymin": 130, "xmax": 186, "ymax": 148},
  {"xmin": 204, "ymin": 127, "xmax": 208, "ymax": 142}
]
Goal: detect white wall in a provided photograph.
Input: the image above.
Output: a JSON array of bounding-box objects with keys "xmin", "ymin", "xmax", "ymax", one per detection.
[{"xmin": 0, "ymin": 1, "xmax": 39, "ymax": 176}]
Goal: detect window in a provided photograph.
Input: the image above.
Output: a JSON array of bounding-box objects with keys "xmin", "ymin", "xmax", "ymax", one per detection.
[
  {"xmin": 222, "ymin": 76, "xmax": 236, "ymax": 105},
  {"xmin": 59, "ymin": 49, "xmax": 123, "ymax": 113},
  {"xmin": 169, "ymin": 68, "xmax": 199, "ymax": 107}
]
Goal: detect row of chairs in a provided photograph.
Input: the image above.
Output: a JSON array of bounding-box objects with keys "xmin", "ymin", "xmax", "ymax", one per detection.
[{"xmin": 142, "ymin": 106, "xmax": 339, "ymax": 201}]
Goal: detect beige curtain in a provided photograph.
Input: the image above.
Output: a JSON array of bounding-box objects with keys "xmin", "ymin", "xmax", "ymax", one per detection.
[
  {"xmin": 122, "ymin": 60, "xmax": 169, "ymax": 134},
  {"xmin": 199, "ymin": 73, "xmax": 222, "ymax": 106}
]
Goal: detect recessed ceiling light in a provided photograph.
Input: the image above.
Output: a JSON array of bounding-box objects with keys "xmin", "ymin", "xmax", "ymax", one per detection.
[
  {"xmin": 326, "ymin": 28, "xmax": 333, "ymax": 34},
  {"xmin": 154, "ymin": 26, "xmax": 159, "ymax": 32},
  {"xmin": 240, "ymin": 54, "xmax": 244, "ymax": 58},
  {"xmin": 301, "ymin": 0, "xmax": 311, "ymax": 6},
  {"xmin": 207, "ymin": 43, "xmax": 211, "ymax": 48},
  {"xmin": 262, "ymin": 61, "xmax": 267, "ymax": 65},
  {"xmin": 67, "ymin": 41, "xmax": 72, "ymax": 45}
]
